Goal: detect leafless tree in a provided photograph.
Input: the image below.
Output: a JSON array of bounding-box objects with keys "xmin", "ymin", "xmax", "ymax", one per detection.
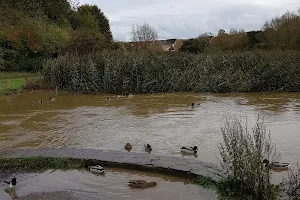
[
  {"xmin": 68, "ymin": 0, "xmax": 80, "ymax": 10},
  {"xmin": 130, "ymin": 22, "xmax": 158, "ymax": 42}
]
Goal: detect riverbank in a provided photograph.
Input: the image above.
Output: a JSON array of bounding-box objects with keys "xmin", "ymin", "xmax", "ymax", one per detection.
[
  {"xmin": 0, "ymin": 148, "xmax": 220, "ymax": 199},
  {"xmin": 0, "ymin": 72, "xmax": 41, "ymax": 96},
  {"xmin": 1, "ymin": 148, "xmax": 222, "ymax": 181}
]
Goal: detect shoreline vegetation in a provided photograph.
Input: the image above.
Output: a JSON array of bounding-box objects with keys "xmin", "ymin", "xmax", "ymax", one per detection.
[
  {"xmin": 42, "ymin": 50, "xmax": 300, "ymax": 95},
  {"xmin": 0, "ymin": 72, "xmax": 42, "ymax": 95}
]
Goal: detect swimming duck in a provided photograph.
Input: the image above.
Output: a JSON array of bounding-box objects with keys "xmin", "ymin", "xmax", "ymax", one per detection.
[
  {"xmin": 49, "ymin": 97, "xmax": 56, "ymax": 101},
  {"xmin": 127, "ymin": 180, "xmax": 157, "ymax": 189},
  {"xmin": 263, "ymin": 159, "xmax": 291, "ymax": 170},
  {"xmin": 124, "ymin": 143, "xmax": 132, "ymax": 151},
  {"xmin": 180, "ymin": 146, "xmax": 198, "ymax": 154},
  {"xmin": 191, "ymin": 103, "xmax": 200, "ymax": 108},
  {"xmin": 127, "ymin": 94, "xmax": 134, "ymax": 97},
  {"xmin": 88, "ymin": 165, "xmax": 105, "ymax": 174},
  {"xmin": 3, "ymin": 178, "xmax": 16, "ymax": 188},
  {"xmin": 144, "ymin": 143, "xmax": 152, "ymax": 152}
]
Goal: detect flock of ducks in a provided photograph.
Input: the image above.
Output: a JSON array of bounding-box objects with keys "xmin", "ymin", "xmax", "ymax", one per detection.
[
  {"xmin": 40, "ymin": 97, "xmax": 56, "ymax": 104},
  {"xmin": 124, "ymin": 142, "xmax": 199, "ymax": 155},
  {"xmin": 84, "ymin": 143, "xmax": 200, "ymax": 189}
]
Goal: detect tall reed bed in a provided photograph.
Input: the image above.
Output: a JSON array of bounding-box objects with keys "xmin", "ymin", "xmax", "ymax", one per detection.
[{"xmin": 42, "ymin": 50, "xmax": 300, "ymax": 94}]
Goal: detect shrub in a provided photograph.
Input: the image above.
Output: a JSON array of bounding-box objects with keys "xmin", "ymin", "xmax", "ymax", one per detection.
[
  {"xmin": 218, "ymin": 116, "xmax": 280, "ymax": 199},
  {"xmin": 282, "ymin": 164, "xmax": 300, "ymax": 199}
]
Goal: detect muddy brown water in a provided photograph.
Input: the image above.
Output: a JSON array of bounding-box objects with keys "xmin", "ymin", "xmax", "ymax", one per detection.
[
  {"xmin": 0, "ymin": 168, "xmax": 216, "ymax": 200},
  {"xmin": 1, "ymin": 91, "xmax": 300, "ymax": 184}
]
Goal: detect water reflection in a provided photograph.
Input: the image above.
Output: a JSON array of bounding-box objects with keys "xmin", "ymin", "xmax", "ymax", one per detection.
[
  {"xmin": 4, "ymin": 187, "xmax": 18, "ymax": 200},
  {"xmin": 0, "ymin": 169, "xmax": 217, "ymax": 200}
]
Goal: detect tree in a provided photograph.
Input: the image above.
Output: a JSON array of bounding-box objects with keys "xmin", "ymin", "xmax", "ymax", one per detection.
[
  {"xmin": 130, "ymin": 22, "xmax": 158, "ymax": 42},
  {"xmin": 77, "ymin": 5, "xmax": 112, "ymax": 42},
  {"xmin": 68, "ymin": 28, "xmax": 106, "ymax": 54},
  {"xmin": 263, "ymin": 10, "xmax": 300, "ymax": 50},
  {"xmin": 180, "ymin": 37, "xmax": 210, "ymax": 54},
  {"xmin": 218, "ymin": 29, "xmax": 226, "ymax": 36}
]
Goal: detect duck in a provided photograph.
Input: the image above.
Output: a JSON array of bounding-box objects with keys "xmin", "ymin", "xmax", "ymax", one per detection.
[
  {"xmin": 263, "ymin": 159, "xmax": 291, "ymax": 170},
  {"xmin": 40, "ymin": 100, "xmax": 43, "ymax": 104},
  {"xmin": 144, "ymin": 143, "xmax": 152, "ymax": 152},
  {"xmin": 124, "ymin": 143, "xmax": 132, "ymax": 151},
  {"xmin": 88, "ymin": 165, "xmax": 105, "ymax": 174},
  {"xmin": 127, "ymin": 180, "xmax": 157, "ymax": 189},
  {"xmin": 3, "ymin": 178, "xmax": 16, "ymax": 188},
  {"xmin": 49, "ymin": 97, "xmax": 56, "ymax": 101},
  {"xmin": 191, "ymin": 102, "xmax": 200, "ymax": 108},
  {"xmin": 127, "ymin": 94, "xmax": 134, "ymax": 97},
  {"xmin": 180, "ymin": 146, "xmax": 198, "ymax": 154}
]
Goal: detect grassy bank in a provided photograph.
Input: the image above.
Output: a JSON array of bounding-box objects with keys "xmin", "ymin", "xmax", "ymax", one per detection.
[
  {"xmin": 0, "ymin": 157, "xmax": 85, "ymax": 171},
  {"xmin": 0, "ymin": 72, "xmax": 41, "ymax": 95},
  {"xmin": 42, "ymin": 50, "xmax": 300, "ymax": 94}
]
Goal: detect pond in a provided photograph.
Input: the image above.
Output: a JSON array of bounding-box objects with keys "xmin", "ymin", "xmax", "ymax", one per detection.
[
  {"xmin": 1, "ymin": 91, "xmax": 300, "ymax": 184},
  {"xmin": 0, "ymin": 168, "xmax": 216, "ymax": 200}
]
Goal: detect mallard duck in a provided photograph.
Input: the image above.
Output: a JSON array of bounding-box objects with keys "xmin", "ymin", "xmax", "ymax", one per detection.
[
  {"xmin": 124, "ymin": 143, "xmax": 132, "ymax": 151},
  {"xmin": 263, "ymin": 159, "xmax": 291, "ymax": 170},
  {"xmin": 144, "ymin": 143, "xmax": 152, "ymax": 152},
  {"xmin": 180, "ymin": 146, "xmax": 198, "ymax": 154},
  {"xmin": 49, "ymin": 97, "xmax": 56, "ymax": 101},
  {"xmin": 88, "ymin": 165, "xmax": 105, "ymax": 174},
  {"xmin": 3, "ymin": 178, "xmax": 16, "ymax": 188},
  {"xmin": 191, "ymin": 103, "xmax": 200, "ymax": 108},
  {"xmin": 127, "ymin": 180, "xmax": 157, "ymax": 189}
]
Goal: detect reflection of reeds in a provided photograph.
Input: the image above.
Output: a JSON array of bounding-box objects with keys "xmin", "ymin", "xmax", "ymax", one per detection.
[
  {"xmin": 4, "ymin": 187, "xmax": 18, "ymax": 200},
  {"xmin": 282, "ymin": 163, "xmax": 300, "ymax": 199}
]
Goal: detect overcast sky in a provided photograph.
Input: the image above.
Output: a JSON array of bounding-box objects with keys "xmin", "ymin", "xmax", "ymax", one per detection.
[{"xmin": 80, "ymin": 0, "xmax": 299, "ymax": 41}]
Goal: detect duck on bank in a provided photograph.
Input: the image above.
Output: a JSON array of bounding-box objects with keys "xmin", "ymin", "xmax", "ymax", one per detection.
[
  {"xmin": 144, "ymin": 143, "xmax": 152, "ymax": 153},
  {"xmin": 124, "ymin": 143, "xmax": 132, "ymax": 151}
]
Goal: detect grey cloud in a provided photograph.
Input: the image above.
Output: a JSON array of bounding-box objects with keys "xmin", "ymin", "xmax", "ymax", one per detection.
[{"xmin": 80, "ymin": 0, "xmax": 299, "ymax": 41}]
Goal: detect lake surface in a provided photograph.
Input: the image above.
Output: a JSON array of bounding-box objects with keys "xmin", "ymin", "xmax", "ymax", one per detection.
[
  {"xmin": 1, "ymin": 91, "xmax": 300, "ymax": 183},
  {"xmin": 0, "ymin": 168, "xmax": 216, "ymax": 200}
]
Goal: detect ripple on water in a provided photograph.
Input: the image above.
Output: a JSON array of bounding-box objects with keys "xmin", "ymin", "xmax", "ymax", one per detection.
[{"xmin": 1, "ymin": 91, "xmax": 300, "ymax": 183}]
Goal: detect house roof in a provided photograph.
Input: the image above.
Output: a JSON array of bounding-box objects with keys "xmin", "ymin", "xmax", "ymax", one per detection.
[
  {"xmin": 160, "ymin": 39, "xmax": 177, "ymax": 45},
  {"xmin": 129, "ymin": 41, "xmax": 154, "ymax": 48}
]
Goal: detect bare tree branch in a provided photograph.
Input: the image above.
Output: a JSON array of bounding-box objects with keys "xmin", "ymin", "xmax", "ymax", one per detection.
[{"xmin": 130, "ymin": 22, "xmax": 158, "ymax": 42}]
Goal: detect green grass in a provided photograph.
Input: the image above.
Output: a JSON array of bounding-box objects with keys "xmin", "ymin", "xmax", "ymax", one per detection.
[
  {"xmin": 0, "ymin": 157, "xmax": 85, "ymax": 171},
  {"xmin": 0, "ymin": 72, "xmax": 39, "ymax": 95}
]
